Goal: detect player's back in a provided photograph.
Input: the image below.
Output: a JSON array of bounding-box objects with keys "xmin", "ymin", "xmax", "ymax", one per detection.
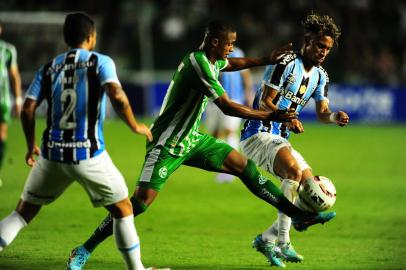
[{"xmin": 27, "ymin": 48, "xmax": 117, "ymax": 162}]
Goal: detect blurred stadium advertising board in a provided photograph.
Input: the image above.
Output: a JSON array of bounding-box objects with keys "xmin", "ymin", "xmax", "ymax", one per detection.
[{"xmin": 148, "ymin": 83, "xmax": 406, "ymax": 123}]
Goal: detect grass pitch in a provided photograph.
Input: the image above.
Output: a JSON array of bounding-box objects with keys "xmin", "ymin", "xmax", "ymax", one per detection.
[{"xmin": 0, "ymin": 119, "xmax": 405, "ymax": 270}]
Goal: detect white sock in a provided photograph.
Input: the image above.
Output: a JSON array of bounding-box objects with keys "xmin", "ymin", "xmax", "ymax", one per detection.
[
  {"xmin": 261, "ymin": 220, "xmax": 278, "ymax": 243},
  {"xmin": 277, "ymin": 179, "xmax": 299, "ymax": 244},
  {"xmin": 0, "ymin": 211, "xmax": 27, "ymax": 251},
  {"xmin": 113, "ymin": 215, "xmax": 145, "ymax": 270}
]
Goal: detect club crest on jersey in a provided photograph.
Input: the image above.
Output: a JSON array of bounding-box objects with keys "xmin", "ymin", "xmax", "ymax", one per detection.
[
  {"xmin": 159, "ymin": 166, "xmax": 168, "ymax": 178},
  {"xmin": 286, "ymin": 73, "xmax": 296, "ymax": 85},
  {"xmin": 258, "ymin": 175, "xmax": 267, "ymax": 185},
  {"xmin": 299, "ymin": 85, "xmax": 307, "ymax": 94}
]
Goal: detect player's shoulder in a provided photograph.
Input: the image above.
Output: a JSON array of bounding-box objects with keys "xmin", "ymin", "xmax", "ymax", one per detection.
[
  {"xmin": 317, "ymin": 65, "xmax": 329, "ymax": 83},
  {"xmin": 0, "ymin": 39, "xmax": 16, "ymax": 49},
  {"xmin": 88, "ymin": 51, "xmax": 115, "ymax": 65},
  {"xmin": 277, "ymin": 52, "xmax": 298, "ymax": 66}
]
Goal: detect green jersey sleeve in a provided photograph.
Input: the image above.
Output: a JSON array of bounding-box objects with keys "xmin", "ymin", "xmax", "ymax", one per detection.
[
  {"xmin": 189, "ymin": 51, "xmax": 226, "ymax": 100},
  {"xmin": 5, "ymin": 43, "xmax": 17, "ymax": 68}
]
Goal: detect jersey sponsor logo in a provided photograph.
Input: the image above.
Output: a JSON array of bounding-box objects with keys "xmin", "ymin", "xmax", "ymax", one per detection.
[
  {"xmin": 45, "ymin": 60, "xmax": 95, "ymax": 76},
  {"xmin": 258, "ymin": 175, "xmax": 268, "ymax": 185},
  {"xmin": 259, "ymin": 188, "xmax": 280, "ymax": 204},
  {"xmin": 47, "ymin": 140, "xmax": 91, "ymax": 148},
  {"xmin": 284, "ymin": 90, "xmax": 308, "ymax": 106},
  {"xmin": 280, "ymin": 53, "xmax": 296, "ymax": 65},
  {"xmin": 159, "ymin": 166, "xmax": 168, "ymax": 178}
]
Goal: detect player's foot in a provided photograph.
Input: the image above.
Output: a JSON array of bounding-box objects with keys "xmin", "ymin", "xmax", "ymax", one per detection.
[
  {"xmin": 276, "ymin": 242, "xmax": 303, "ymax": 262},
  {"xmin": 292, "ymin": 211, "xmax": 336, "ymax": 232},
  {"xmin": 216, "ymin": 173, "xmax": 234, "ymax": 183},
  {"xmin": 252, "ymin": 234, "xmax": 286, "ymax": 267},
  {"xmin": 67, "ymin": 245, "xmax": 91, "ymax": 270}
]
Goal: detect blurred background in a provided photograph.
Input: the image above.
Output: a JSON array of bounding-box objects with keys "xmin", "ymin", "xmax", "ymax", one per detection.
[{"xmin": 1, "ymin": 0, "xmax": 405, "ymax": 121}]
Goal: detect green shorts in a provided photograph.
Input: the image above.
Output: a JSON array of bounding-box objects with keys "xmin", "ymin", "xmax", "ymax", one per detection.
[{"xmin": 137, "ymin": 134, "xmax": 234, "ymax": 191}]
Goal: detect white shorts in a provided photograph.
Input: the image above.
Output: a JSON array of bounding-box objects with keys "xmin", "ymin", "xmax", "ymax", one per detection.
[
  {"xmin": 21, "ymin": 151, "xmax": 128, "ymax": 207},
  {"xmin": 205, "ymin": 102, "xmax": 241, "ymax": 133},
  {"xmin": 240, "ymin": 133, "xmax": 310, "ymax": 180}
]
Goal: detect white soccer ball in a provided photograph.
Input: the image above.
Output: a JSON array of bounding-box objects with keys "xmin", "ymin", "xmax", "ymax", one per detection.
[{"xmin": 296, "ymin": 176, "xmax": 336, "ymax": 213}]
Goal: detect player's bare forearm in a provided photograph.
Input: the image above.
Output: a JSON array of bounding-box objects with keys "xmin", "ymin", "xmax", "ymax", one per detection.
[
  {"xmin": 225, "ymin": 43, "xmax": 293, "ymax": 72},
  {"xmin": 20, "ymin": 100, "xmax": 36, "ymax": 153},
  {"xmin": 225, "ymin": 57, "xmax": 270, "ymax": 72},
  {"xmin": 108, "ymin": 88, "xmax": 139, "ymax": 132},
  {"xmin": 106, "ymin": 83, "xmax": 153, "ymax": 141},
  {"xmin": 215, "ymin": 95, "xmax": 297, "ymax": 123},
  {"xmin": 216, "ymin": 98, "xmax": 270, "ymax": 120}
]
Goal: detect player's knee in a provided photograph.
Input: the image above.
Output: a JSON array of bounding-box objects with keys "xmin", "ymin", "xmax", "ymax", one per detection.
[
  {"xmin": 130, "ymin": 196, "xmax": 148, "ymax": 217},
  {"xmin": 109, "ymin": 198, "xmax": 133, "ymax": 218}
]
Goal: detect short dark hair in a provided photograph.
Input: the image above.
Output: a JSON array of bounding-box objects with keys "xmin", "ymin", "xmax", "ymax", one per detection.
[
  {"xmin": 204, "ymin": 20, "xmax": 236, "ymax": 40},
  {"xmin": 63, "ymin": 12, "xmax": 95, "ymax": 47},
  {"xmin": 302, "ymin": 13, "xmax": 341, "ymax": 43}
]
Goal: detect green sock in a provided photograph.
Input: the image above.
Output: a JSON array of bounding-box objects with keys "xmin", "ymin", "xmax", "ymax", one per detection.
[{"xmin": 239, "ymin": 159, "xmax": 305, "ymax": 218}]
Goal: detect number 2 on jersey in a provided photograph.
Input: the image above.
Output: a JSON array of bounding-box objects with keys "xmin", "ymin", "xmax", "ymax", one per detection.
[{"xmin": 59, "ymin": 89, "xmax": 77, "ymax": 129}]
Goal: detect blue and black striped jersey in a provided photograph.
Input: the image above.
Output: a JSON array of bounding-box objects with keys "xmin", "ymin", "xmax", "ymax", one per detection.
[
  {"xmin": 241, "ymin": 52, "xmax": 329, "ymax": 141},
  {"xmin": 26, "ymin": 49, "xmax": 121, "ymax": 162}
]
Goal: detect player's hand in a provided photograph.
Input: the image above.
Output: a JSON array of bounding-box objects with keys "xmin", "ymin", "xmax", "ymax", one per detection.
[
  {"xmin": 334, "ymin": 111, "xmax": 349, "ymax": 127},
  {"xmin": 134, "ymin": 123, "xmax": 153, "ymax": 142},
  {"xmin": 269, "ymin": 43, "xmax": 293, "ymax": 64},
  {"xmin": 287, "ymin": 119, "xmax": 304, "ymax": 133},
  {"xmin": 25, "ymin": 146, "xmax": 41, "ymax": 167},
  {"xmin": 266, "ymin": 108, "xmax": 298, "ymax": 125}
]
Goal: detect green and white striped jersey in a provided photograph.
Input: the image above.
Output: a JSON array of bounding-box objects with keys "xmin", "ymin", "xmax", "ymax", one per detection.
[
  {"xmin": 149, "ymin": 51, "xmax": 228, "ymax": 156},
  {"xmin": 0, "ymin": 40, "xmax": 17, "ymax": 104}
]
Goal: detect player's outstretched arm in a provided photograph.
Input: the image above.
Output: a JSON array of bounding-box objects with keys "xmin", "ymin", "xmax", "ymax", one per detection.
[
  {"xmin": 315, "ymin": 100, "xmax": 349, "ymax": 127},
  {"xmin": 214, "ymin": 92, "xmax": 297, "ymax": 124},
  {"xmin": 224, "ymin": 43, "xmax": 293, "ymax": 72},
  {"xmin": 105, "ymin": 82, "xmax": 153, "ymax": 141},
  {"xmin": 20, "ymin": 99, "xmax": 40, "ymax": 166}
]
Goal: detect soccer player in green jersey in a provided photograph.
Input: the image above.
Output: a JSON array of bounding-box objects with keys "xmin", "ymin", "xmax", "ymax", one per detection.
[
  {"xmin": 67, "ymin": 20, "xmax": 336, "ymax": 270},
  {"xmin": 0, "ymin": 22, "xmax": 22, "ymax": 187}
]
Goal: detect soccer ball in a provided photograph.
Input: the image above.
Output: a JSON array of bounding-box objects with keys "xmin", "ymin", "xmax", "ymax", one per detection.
[{"xmin": 296, "ymin": 176, "xmax": 336, "ymax": 213}]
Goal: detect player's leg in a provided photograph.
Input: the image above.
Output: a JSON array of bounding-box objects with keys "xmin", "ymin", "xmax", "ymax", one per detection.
[
  {"xmin": 0, "ymin": 122, "xmax": 8, "ymax": 187},
  {"xmin": 186, "ymin": 134, "xmax": 303, "ymax": 218},
  {"xmin": 216, "ymin": 116, "xmax": 241, "ymax": 183},
  {"xmin": 0, "ymin": 99, "xmax": 11, "ymax": 187},
  {"xmin": 68, "ymin": 149, "xmax": 181, "ymax": 269},
  {"xmin": 270, "ymin": 147, "xmax": 304, "ymax": 262},
  {"xmin": 0, "ymin": 199, "xmax": 40, "ymax": 252},
  {"xmin": 0, "ymin": 157, "xmax": 72, "ymax": 251},
  {"xmin": 105, "ymin": 198, "xmax": 146, "ymax": 270}
]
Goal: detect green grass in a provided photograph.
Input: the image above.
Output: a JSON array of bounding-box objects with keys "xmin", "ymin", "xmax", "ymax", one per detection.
[{"xmin": 1, "ymin": 119, "xmax": 406, "ymax": 270}]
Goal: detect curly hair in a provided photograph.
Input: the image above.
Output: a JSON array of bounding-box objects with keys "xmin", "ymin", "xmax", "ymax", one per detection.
[{"xmin": 302, "ymin": 13, "xmax": 341, "ymax": 42}]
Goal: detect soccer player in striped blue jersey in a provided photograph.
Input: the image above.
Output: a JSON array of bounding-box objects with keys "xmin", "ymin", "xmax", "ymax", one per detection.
[
  {"xmin": 0, "ymin": 13, "xmax": 161, "ymax": 270},
  {"xmin": 241, "ymin": 13, "xmax": 349, "ymax": 266},
  {"xmin": 68, "ymin": 20, "xmax": 337, "ymax": 270}
]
